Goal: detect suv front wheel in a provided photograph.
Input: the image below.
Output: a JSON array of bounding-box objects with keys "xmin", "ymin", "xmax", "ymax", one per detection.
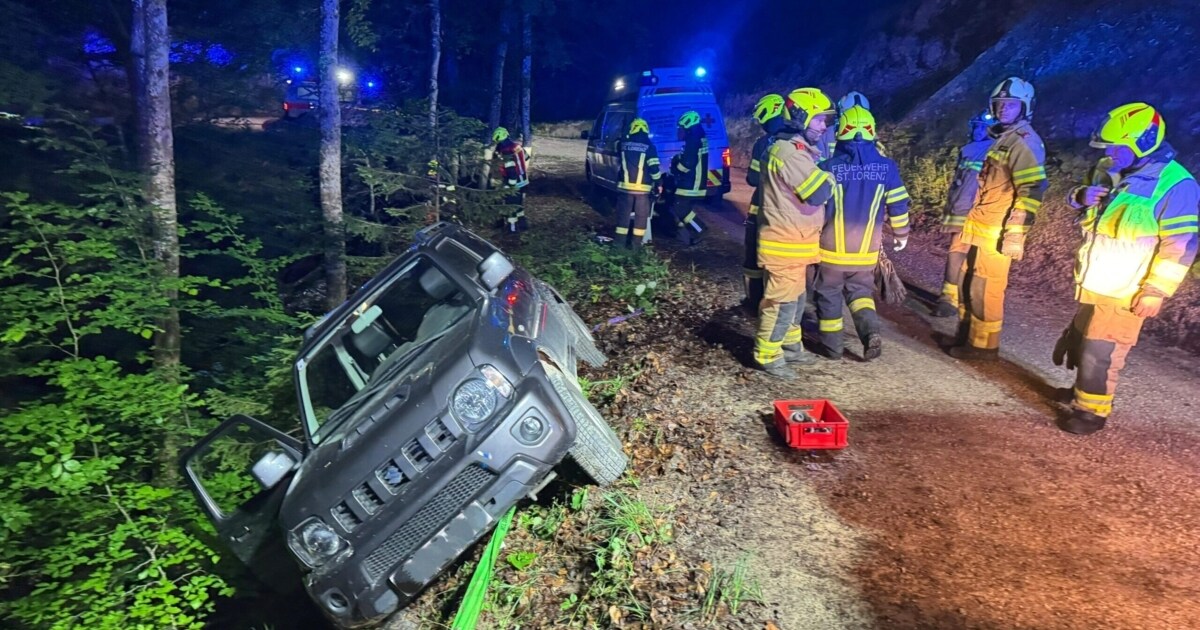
[{"xmin": 542, "ymin": 362, "xmax": 627, "ymax": 486}]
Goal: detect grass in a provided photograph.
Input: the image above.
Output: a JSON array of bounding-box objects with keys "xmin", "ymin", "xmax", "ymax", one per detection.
[
  {"xmin": 700, "ymin": 554, "xmax": 764, "ymax": 623},
  {"xmin": 513, "ymin": 235, "xmax": 670, "ymax": 313}
]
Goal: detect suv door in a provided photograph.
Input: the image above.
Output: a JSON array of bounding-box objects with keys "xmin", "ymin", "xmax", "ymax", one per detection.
[
  {"xmin": 181, "ymin": 415, "xmax": 304, "ymax": 586},
  {"xmin": 593, "ymin": 110, "xmax": 632, "ymax": 188}
]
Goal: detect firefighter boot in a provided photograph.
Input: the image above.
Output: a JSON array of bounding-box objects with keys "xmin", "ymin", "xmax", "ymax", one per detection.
[
  {"xmin": 933, "ymin": 301, "xmax": 958, "ymax": 318},
  {"xmin": 948, "ymin": 345, "xmax": 1000, "ymax": 362},
  {"xmin": 1057, "ymin": 408, "xmax": 1107, "ymax": 435},
  {"xmin": 863, "ymin": 334, "xmax": 883, "ymax": 361},
  {"xmin": 782, "ymin": 344, "xmax": 816, "ymax": 365},
  {"xmin": 760, "ymin": 358, "xmax": 797, "ymax": 380}
]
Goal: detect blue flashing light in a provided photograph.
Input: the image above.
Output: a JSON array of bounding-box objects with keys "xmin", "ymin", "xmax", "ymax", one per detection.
[
  {"xmin": 642, "ymin": 70, "xmax": 653, "ymax": 76},
  {"xmin": 694, "ymin": 66, "xmax": 707, "ymax": 78},
  {"xmin": 293, "ymin": 65, "xmax": 304, "ymax": 75},
  {"xmin": 367, "ymin": 81, "xmax": 376, "ymax": 88}
]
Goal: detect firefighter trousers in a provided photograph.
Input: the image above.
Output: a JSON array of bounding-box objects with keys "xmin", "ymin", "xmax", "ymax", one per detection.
[
  {"xmin": 956, "ymin": 244, "xmax": 1011, "ymax": 349},
  {"xmin": 754, "ymin": 263, "xmax": 809, "ymax": 365},
  {"xmin": 668, "ymin": 195, "xmax": 706, "ymax": 242},
  {"xmin": 939, "ymin": 231, "xmax": 970, "ymax": 308},
  {"xmin": 743, "ymin": 214, "xmax": 763, "ymax": 306},
  {"xmin": 504, "ymin": 190, "xmax": 528, "ymax": 232},
  {"xmin": 1056, "ymin": 303, "xmax": 1145, "ymax": 418},
  {"xmin": 813, "ymin": 267, "xmax": 879, "ymax": 355},
  {"xmin": 615, "ymin": 193, "xmax": 651, "ymax": 249}
]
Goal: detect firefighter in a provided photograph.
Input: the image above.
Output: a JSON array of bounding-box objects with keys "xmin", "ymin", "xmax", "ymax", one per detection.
[
  {"xmin": 754, "ymin": 87, "xmax": 837, "ymax": 379},
  {"xmin": 947, "ymin": 77, "xmax": 1047, "ymax": 360},
  {"xmin": 491, "ymin": 127, "xmax": 529, "ymax": 232},
  {"xmin": 814, "ymin": 105, "xmax": 910, "ymax": 361},
  {"xmin": 744, "ymin": 94, "xmax": 789, "ymax": 309},
  {"xmin": 614, "ymin": 117, "xmax": 661, "ymax": 250},
  {"xmin": 821, "ymin": 91, "xmax": 870, "ymax": 161},
  {"xmin": 667, "ymin": 110, "xmax": 708, "ymax": 244},
  {"xmin": 934, "ymin": 109, "xmax": 997, "ymax": 317},
  {"xmin": 1052, "ymin": 103, "xmax": 1198, "ymax": 434}
]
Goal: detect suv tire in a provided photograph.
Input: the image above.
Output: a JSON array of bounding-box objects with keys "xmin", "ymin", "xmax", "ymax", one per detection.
[{"xmin": 542, "ymin": 362, "xmax": 627, "ymax": 486}]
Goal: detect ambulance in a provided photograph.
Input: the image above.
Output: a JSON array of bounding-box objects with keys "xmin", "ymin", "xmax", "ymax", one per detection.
[{"xmin": 584, "ymin": 67, "xmax": 731, "ymax": 200}]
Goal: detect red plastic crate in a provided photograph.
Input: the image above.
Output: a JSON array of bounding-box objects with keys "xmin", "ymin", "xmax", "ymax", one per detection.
[{"xmin": 774, "ymin": 399, "xmax": 849, "ymax": 450}]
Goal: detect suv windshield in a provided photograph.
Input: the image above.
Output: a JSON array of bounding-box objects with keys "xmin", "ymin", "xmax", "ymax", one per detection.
[{"xmin": 298, "ymin": 257, "xmax": 474, "ymax": 442}]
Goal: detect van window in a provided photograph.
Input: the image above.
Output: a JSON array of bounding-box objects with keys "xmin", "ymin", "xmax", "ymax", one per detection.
[{"xmin": 601, "ymin": 111, "xmax": 631, "ymax": 148}]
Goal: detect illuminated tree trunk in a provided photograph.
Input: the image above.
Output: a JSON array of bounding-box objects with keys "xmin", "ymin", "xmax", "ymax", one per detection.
[
  {"xmin": 320, "ymin": 0, "xmax": 347, "ymax": 309},
  {"xmin": 142, "ymin": 0, "xmax": 179, "ymax": 369},
  {"xmin": 130, "ymin": 0, "xmax": 149, "ymax": 165},
  {"xmin": 429, "ymin": 0, "xmax": 441, "ymax": 134},
  {"xmin": 488, "ymin": 5, "xmax": 511, "ymax": 132},
  {"xmin": 520, "ymin": 9, "xmax": 532, "ymax": 149}
]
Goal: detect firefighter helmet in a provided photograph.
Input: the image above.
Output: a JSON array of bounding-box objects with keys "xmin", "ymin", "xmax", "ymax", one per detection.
[
  {"xmin": 753, "ymin": 94, "xmax": 787, "ymax": 125},
  {"xmin": 678, "ymin": 111, "xmax": 701, "ymax": 129},
  {"xmin": 492, "ymin": 127, "xmax": 510, "ymax": 143},
  {"xmin": 990, "ymin": 77, "xmax": 1035, "ymax": 118},
  {"xmin": 785, "ymin": 87, "xmax": 834, "ymax": 128},
  {"xmin": 1090, "ymin": 103, "xmax": 1165, "ymax": 159},
  {"xmin": 629, "ymin": 118, "xmax": 650, "ymax": 135},
  {"xmin": 838, "ymin": 91, "xmax": 870, "ymax": 113},
  {"xmin": 837, "ymin": 105, "xmax": 877, "ymax": 142}
]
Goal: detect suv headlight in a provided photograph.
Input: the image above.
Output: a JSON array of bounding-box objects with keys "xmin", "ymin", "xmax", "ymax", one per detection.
[
  {"xmin": 288, "ymin": 517, "xmax": 350, "ymax": 568},
  {"xmin": 452, "ymin": 366, "xmax": 513, "ymax": 429}
]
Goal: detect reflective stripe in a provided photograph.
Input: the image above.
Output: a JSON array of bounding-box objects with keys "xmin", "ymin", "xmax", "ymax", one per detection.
[
  {"xmin": 750, "ymin": 159, "xmax": 761, "ymax": 173},
  {"xmin": 819, "ymin": 249, "xmax": 879, "ymax": 266},
  {"xmin": 1160, "ymin": 225, "xmax": 1199, "ymax": 237},
  {"xmin": 783, "ymin": 327, "xmax": 804, "ymax": 345},
  {"xmin": 860, "ymin": 185, "xmax": 884, "ymax": 253},
  {"xmin": 1073, "ymin": 388, "xmax": 1114, "ymax": 416},
  {"xmin": 1014, "ymin": 197, "xmax": 1041, "ymax": 214},
  {"xmin": 748, "ymin": 204, "xmax": 760, "ymax": 216},
  {"xmin": 768, "ymin": 155, "xmax": 784, "ymax": 172},
  {"xmin": 1005, "ymin": 225, "xmax": 1031, "ymax": 234},
  {"xmin": 647, "ymin": 157, "xmax": 660, "ymax": 166},
  {"xmin": 1160, "ymin": 215, "xmax": 1197, "ymax": 227},
  {"xmin": 759, "ymin": 240, "xmax": 819, "ymax": 258},
  {"xmin": 1147, "ymin": 260, "xmax": 1190, "ymax": 285},
  {"xmin": 942, "ymin": 215, "xmax": 967, "ymax": 226},
  {"xmin": 849, "ymin": 297, "xmax": 876, "ymax": 312},
  {"xmin": 963, "ymin": 220, "xmax": 1002, "ymax": 240},
  {"xmin": 819, "ymin": 318, "xmax": 844, "ymax": 333},
  {"xmin": 743, "ymin": 268, "xmax": 763, "ymax": 278},
  {"xmin": 615, "ymin": 226, "xmax": 629, "ymax": 235},
  {"xmin": 795, "ymin": 170, "xmax": 829, "ymax": 200},
  {"xmin": 833, "ymin": 184, "xmax": 846, "ymax": 253},
  {"xmin": 942, "ymin": 282, "xmax": 958, "ymax": 298},
  {"xmin": 1013, "ymin": 166, "xmax": 1047, "ymax": 185},
  {"xmin": 503, "ymin": 161, "xmax": 516, "ymax": 167},
  {"xmin": 971, "ymin": 316, "xmax": 1003, "ymax": 334},
  {"xmin": 885, "ymin": 186, "xmax": 909, "ymax": 203},
  {"xmin": 632, "ymin": 228, "xmax": 646, "ymax": 236},
  {"xmin": 889, "ymin": 212, "xmax": 910, "ymax": 229},
  {"xmin": 707, "ymin": 170, "xmax": 722, "ymax": 186}
]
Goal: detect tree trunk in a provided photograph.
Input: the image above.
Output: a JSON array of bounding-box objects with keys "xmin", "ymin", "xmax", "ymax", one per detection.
[
  {"xmin": 520, "ymin": 9, "xmax": 532, "ymax": 148},
  {"xmin": 130, "ymin": 0, "xmax": 149, "ymax": 166},
  {"xmin": 320, "ymin": 0, "xmax": 347, "ymax": 310},
  {"xmin": 488, "ymin": 5, "xmax": 511, "ymax": 132},
  {"xmin": 143, "ymin": 0, "xmax": 179, "ymax": 370},
  {"xmin": 429, "ymin": 0, "xmax": 441, "ymax": 135}
]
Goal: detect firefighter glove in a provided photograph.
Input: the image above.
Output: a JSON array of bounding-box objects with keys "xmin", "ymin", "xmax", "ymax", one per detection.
[
  {"xmin": 1081, "ymin": 186, "xmax": 1110, "ymax": 207},
  {"xmin": 893, "ymin": 236, "xmax": 908, "ymax": 252},
  {"xmin": 1001, "ymin": 234, "xmax": 1025, "ymax": 261},
  {"xmin": 1052, "ymin": 326, "xmax": 1082, "ymax": 370},
  {"xmin": 1132, "ymin": 290, "xmax": 1164, "ymax": 318}
]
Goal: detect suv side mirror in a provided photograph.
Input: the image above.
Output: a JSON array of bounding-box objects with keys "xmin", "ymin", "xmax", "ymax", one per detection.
[
  {"xmin": 579, "ymin": 130, "xmax": 590, "ymax": 140},
  {"xmin": 478, "ymin": 251, "xmax": 515, "ymax": 290},
  {"xmin": 251, "ymin": 450, "xmax": 298, "ymax": 490}
]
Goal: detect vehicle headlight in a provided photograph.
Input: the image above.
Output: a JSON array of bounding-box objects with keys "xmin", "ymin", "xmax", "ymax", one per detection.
[
  {"xmin": 514, "ymin": 415, "xmax": 545, "ymax": 444},
  {"xmin": 288, "ymin": 518, "xmax": 350, "ymax": 568},
  {"xmin": 452, "ymin": 379, "xmax": 497, "ymax": 427}
]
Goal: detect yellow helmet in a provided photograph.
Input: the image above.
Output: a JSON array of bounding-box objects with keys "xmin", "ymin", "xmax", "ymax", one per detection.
[
  {"xmin": 1090, "ymin": 103, "xmax": 1165, "ymax": 158},
  {"xmin": 837, "ymin": 105, "xmax": 877, "ymax": 142},
  {"xmin": 678, "ymin": 110, "xmax": 701, "ymax": 129},
  {"xmin": 492, "ymin": 127, "xmax": 510, "ymax": 143},
  {"xmin": 629, "ymin": 118, "xmax": 650, "ymax": 135},
  {"xmin": 753, "ymin": 94, "xmax": 787, "ymax": 125},
  {"xmin": 785, "ymin": 87, "xmax": 834, "ymax": 128}
]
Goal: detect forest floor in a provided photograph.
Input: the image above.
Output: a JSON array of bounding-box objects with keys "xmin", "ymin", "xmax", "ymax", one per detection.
[{"xmin": 385, "ymin": 137, "xmax": 1200, "ymax": 630}]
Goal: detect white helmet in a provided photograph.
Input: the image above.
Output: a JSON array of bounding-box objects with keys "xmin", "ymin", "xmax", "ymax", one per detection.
[
  {"xmin": 990, "ymin": 77, "xmax": 1035, "ymax": 119},
  {"xmin": 838, "ymin": 91, "xmax": 870, "ymax": 112}
]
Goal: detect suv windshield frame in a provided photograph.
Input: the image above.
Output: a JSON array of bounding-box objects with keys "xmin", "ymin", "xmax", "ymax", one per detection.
[{"xmin": 295, "ymin": 255, "xmax": 480, "ymax": 445}]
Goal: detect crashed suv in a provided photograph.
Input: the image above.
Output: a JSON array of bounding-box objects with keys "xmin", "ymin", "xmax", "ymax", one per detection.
[{"xmin": 181, "ymin": 223, "xmax": 627, "ymax": 627}]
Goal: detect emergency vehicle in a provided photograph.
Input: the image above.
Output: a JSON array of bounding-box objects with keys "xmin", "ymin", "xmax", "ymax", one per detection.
[{"xmin": 584, "ymin": 67, "xmax": 731, "ymax": 200}]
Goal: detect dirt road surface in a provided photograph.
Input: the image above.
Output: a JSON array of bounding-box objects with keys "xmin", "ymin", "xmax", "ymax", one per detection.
[{"xmin": 532, "ymin": 137, "xmax": 1200, "ymax": 630}]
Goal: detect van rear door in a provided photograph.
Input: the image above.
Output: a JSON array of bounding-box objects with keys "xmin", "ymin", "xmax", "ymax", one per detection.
[{"xmin": 642, "ymin": 104, "xmax": 729, "ymax": 194}]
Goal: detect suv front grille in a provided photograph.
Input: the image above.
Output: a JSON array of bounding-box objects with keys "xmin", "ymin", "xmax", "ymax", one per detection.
[
  {"xmin": 332, "ymin": 501, "xmax": 362, "ymax": 532},
  {"xmin": 353, "ymin": 484, "xmax": 386, "ymax": 514},
  {"xmin": 428, "ymin": 418, "xmax": 454, "ymax": 450},
  {"xmin": 362, "ymin": 465, "xmax": 496, "ymax": 582},
  {"xmin": 377, "ymin": 460, "xmax": 409, "ymax": 494},
  {"xmin": 404, "ymin": 440, "xmax": 433, "ymax": 471}
]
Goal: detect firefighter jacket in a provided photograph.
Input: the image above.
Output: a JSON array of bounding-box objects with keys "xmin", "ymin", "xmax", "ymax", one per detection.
[
  {"xmin": 942, "ymin": 138, "xmax": 995, "ymax": 231},
  {"xmin": 671, "ymin": 126, "xmax": 709, "ymax": 197},
  {"xmin": 1069, "ymin": 143, "xmax": 1199, "ymax": 304},
  {"xmin": 617, "ymin": 131, "xmax": 662, "ymax": 194},
  {"xmin": 747, "ymin": 118, "xmax": 789, "ymax": 215},
  {"xmin": 819, "ymin": 139, "xmax": 911, "ymax": 270},
  {"xmin": 494, "ymin": 138, "xmax": 529, "ymax": 189},
  {"xmin": 961, "ymin": 120, "xmax": 1047, "ymax": 250},
  {"xmin": 758, "ymin": 132, "xmax": 834, "ymax": 266}
]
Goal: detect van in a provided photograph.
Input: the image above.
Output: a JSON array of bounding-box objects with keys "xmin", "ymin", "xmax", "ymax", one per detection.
[{"xmin": 584, "ymin": 67, "xmax": 731, "ymax": 200}]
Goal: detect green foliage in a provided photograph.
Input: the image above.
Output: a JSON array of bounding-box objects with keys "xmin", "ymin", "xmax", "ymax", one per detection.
[
  {"xmin": 514, "ymin": 239, "xmax": 670, "ymax": 313},
  {"xmin": 886, "ymin": 128, "xmax": 956, "ymax": 218},
  {"xmin": 505, "ymin": 551, "xmax": 538, "ymax": 571},
  {"xmin": 700, "ymin": 554, "xmax": 763, "ymax": 623}
]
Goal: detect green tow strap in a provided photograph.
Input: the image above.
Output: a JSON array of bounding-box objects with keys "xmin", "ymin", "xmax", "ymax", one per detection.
[{"xmin": 450, "ymin": 506, "xmax": 517, "ymax": 630}]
